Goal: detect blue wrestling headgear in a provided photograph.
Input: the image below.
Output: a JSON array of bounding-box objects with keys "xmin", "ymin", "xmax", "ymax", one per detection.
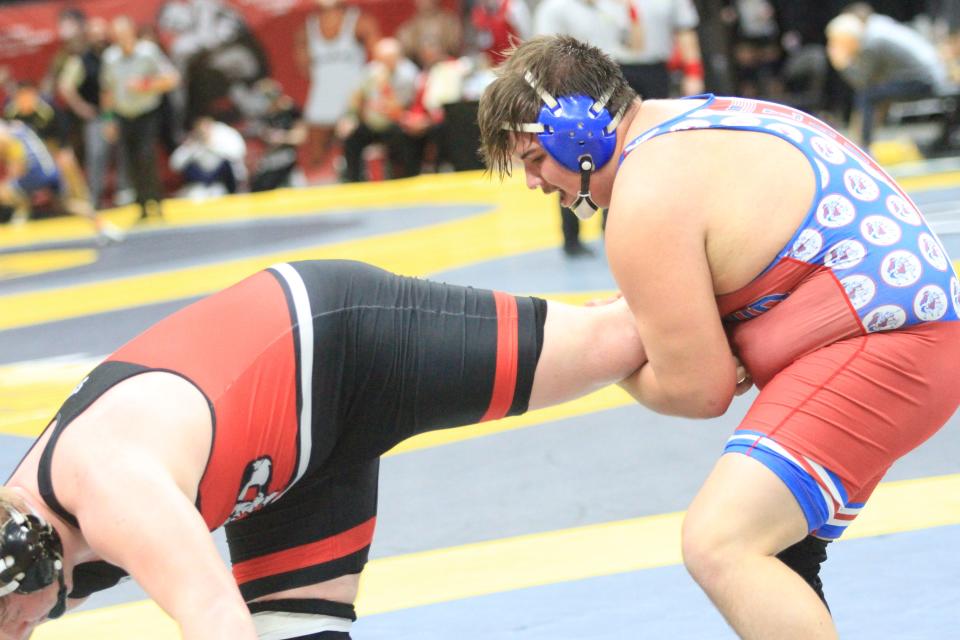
[
  {"xmin": 505, "ymin": 71, "xmax": 626, "ymax": 220},
  {"xmin": 0, "ymin": 505, "xmax": 68, "ymax": 619}
]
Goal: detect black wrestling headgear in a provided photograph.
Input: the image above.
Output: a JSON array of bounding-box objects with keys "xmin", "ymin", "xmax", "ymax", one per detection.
[{"xmin": 0, "ymin": 506, "xmax": 68, "ymax": 619}]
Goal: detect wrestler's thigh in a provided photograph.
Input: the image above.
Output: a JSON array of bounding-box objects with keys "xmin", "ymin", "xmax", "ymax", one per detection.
[{"xmin": 225, "ymin": 459, "xmax": 380, "ymax": 604}]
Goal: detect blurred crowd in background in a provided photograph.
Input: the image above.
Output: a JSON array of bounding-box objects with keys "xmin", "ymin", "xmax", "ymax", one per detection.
[{"xmin": 1, "ymin": 0, "xmax": 959, "ymax": 251}]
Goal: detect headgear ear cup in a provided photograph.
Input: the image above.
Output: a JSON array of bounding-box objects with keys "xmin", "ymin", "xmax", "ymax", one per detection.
[
  {"xmin": 503, "ymin": 71, "xmax": 626, "ymax": 219},
  {"xmin": 536, "ymin": 95, "xmax": 619, "ymax": 172},
  {"xmin": 0, "ymin": 507, "xmax": 68, "ymax": 619}
]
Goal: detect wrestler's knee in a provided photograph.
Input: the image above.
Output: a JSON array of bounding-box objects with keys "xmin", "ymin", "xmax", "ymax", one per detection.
[{"xmin": 680, "ymin": 508, "xmax": 742, "ymax": 588}]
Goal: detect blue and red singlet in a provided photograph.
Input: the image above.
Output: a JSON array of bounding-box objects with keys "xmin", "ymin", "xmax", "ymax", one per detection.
[{"xmin": 620, "ymin": 96, "xmax": 960, "ymax": 539}]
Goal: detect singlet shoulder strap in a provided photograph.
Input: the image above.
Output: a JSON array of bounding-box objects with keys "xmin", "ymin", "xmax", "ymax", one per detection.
[
  {"xmin": 38, "ymin": 361, "xmax": 152, "ymax": 528},
  {"xmin": 619, "ymin": 93, "xmax": 717, "ymax": 166}
]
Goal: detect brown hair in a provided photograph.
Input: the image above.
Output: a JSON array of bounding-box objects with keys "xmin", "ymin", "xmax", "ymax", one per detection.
[
  {"xmin": 0, "ymin": 488, "xmax": 29, "ymax": 535},
  {"xmin": 478, "ymin": 35, "xmax": 637, "ymax": 179}
]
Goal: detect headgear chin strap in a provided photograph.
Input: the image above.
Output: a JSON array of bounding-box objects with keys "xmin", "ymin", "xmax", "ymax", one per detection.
[
  {"xmin": 505, "ymin": 71, "xmax": 625, "ymax": 220},
  {"xmin": 0, "ymin": 506, "xmax": 68, "ymax": 620},
  {"xmin": 570, "ymin": 154, "xmax": 602, "ymax": 220}
]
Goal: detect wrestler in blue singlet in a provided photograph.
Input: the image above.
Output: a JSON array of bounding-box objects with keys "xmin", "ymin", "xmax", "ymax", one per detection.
[{"xmin": 620, "ymin": 95, "xmax": 960, "ymax": 332}]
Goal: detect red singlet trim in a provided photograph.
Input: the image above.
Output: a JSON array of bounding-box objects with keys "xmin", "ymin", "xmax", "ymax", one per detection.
[
  {"xmin": 479, "ymin": 291, "xmax": 519, "ymax": 422},
  {"xmin": 232, "ymin": 516, "xmax": 377, "ymax": 584}
]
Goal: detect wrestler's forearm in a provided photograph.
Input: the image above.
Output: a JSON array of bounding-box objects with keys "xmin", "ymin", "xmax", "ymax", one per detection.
[
  {"xmin": 178, "ymin": 599, "xmax": 257, "ymax": 640},
  {"xmin": 527, "ymin": 298, "xmax": 647, "ymax": 410},
  {"xmin": 618, "ymin": 362, "xmax": 733, "ymax": 418}
]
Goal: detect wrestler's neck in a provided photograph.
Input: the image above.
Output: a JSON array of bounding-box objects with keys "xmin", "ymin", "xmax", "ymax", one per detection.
[
  {"xmin": 624, "ymin": 96, "xmax": 712, "ymax": 141},
  {"xmin": 605, "ymin": 97, "xmax": 710, "ymax": 163}
]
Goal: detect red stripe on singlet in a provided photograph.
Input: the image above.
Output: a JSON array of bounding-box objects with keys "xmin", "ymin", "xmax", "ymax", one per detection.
[
  {"xmin": 232, "ymin": 517, "xmax": 377, "ymax": 585},
  {"xmin": 479, "ymin": 291, "xmax": 519, "ymax": 422}
]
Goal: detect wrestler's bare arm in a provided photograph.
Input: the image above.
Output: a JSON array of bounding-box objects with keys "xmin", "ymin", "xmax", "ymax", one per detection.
[
  {"xmin": 528, "ymin": 298, "xmax": 647, "ymax": 410},
  {"xmin": 605, "ymin": 145, "xmax": 738, "ymax": 418},
  {"xmin": 73, "ymin": 458, "xmax": 256, "ymax": 639},
  {"xmin": 52, "ymin": 374, "xmax": 257, "ymax": 639}
]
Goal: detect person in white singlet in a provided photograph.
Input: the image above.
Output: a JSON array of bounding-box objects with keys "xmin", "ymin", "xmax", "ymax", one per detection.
[{"xmin": 295, "ymin": 0, "xmax": 379, "ymax": 168}]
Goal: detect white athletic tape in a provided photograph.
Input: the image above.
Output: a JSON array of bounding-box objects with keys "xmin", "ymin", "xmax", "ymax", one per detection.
[{"xmin": 252, "ymin": 610, "xmax": 353, "ymax": 640}]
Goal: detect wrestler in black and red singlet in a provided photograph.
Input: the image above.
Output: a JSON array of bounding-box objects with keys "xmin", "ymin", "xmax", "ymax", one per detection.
[{"xmin": 32, "ymin": 260, "xmax": 546, "ymax": 601}]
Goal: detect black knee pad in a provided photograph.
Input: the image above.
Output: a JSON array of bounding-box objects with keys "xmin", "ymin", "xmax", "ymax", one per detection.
[
  {"xmin": 777, "ymin": 535, "xmax": 831, "ymax": 610},
  {"xmin": 247, "ymin": 598, "xmax": 356, "ymax": 639}
]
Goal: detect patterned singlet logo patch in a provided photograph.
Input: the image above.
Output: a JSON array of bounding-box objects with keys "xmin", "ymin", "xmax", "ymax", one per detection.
[
  {"xmin": 844, "ymin": 169, "xmax": 880, "ymax": 201},
  {"xmin": 951, "ymin": 278, "xmax": 960, "ymax": 316},
  {"xmin": 824, "ymin": 239, "xmax": 866, "ymax": 269},
  {"xmin": 816, "ymin": 194, "xmax": 856, "ymax": 228},
  {"xmin": 863, "ymin": 304, "xmax": 907, "ymax": 332},
  {"xmin": 914, "ymin": 285, "xmax": 949, "ymax": 321},
  {"xmin": 228, "ymin": 456, "xmax": 282, "ymax": 522},
  {"xmin": 840, "ymin": 274, "xmax": 877, "ymax": 310},
  {"xmin": 880, "ymin": 250, "xmax": 923, "ymax": 288},
  {"xmin": 885, "ymin": 195, "xmax": 922, "ymax": 226},
  {"xmin": 918, "ymin": 233, "xmax": 949, "ymax": 271},
  {"xmin": 791, "ymin": 229, "xmax": 823, "ymax": 261},
  {"xmin": 811, "ymin": 136, "xmax": 846, "ymax": 164},
  {"xmin": 766, "ymin": 122, "xmax": 804, "ymax": 143},
  {"xmin": 860, "ymin": 216, "xmax": 901, "ymax": 246}
]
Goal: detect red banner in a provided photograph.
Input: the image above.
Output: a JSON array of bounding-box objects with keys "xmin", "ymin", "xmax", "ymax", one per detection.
[{"xmin": 0, "ymin": 0, "xmax": 459, "ymax": 108}]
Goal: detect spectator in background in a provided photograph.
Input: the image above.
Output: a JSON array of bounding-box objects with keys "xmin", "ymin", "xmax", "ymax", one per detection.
[
  {"xmin": 397, "ymin": 0, "xmax": 464, "ymax": 66},
  {"xmin": 42, "ymin": 7, "xmax": 88, "ymax": 109},
  {"xmin": 296, "ymin": 0, "xmax": 380, "ymax": 171},
  {"xmin": 617, "ymin": 0, "xmax": 704, "ymax": 99},
  {"xmin": 338, "ymin": 38, "xmax": 422, "ymax": 182},
  {"xmin": 722, "ymin": 0, "xmax": 783, "ymax": 99},
  {"xmin": 399, "ymin": 36, "xmax": 457, "ymax": 173},
  {"xmin": 469, "ymin": 0, "xmax": 533, "ymax": 65},
  {"xmin": 169, "ymin": 116, "xmax": 246, "ymax": 198},
  {"xmin": 826, "ymin": 7, "xmax": 948, "ymax": 148},
  {"xmin": 4, "ymin": 82, "xmax": 61, "ymax": 146},
  {"xmin": 137, "ymin": 22, "xmax": 181, "ymax": 155},
  {"xmin": 3, "ymin": 82, "xmax": 96, "ymax": 225},
  {"xmin": 930, "ymin": 0, "xmax": 960, "ymax": 82},
  {"xmin": 0, "ymin": 120, "xmax": 123, "ymax": 242},
  {"xmin": 768, "ymin": 0, "xmax": 847, "ymax": 115},
  {"xmin": 248, "ymin": 79, "xmax": 307, "ymax": 192},
  {"xmin": 534, "ymin": 0, "xmax": 645, "ymax": 258},
  {"xmin": 58, "ymin": 15, "xmax": 131, "ymax": 210},
  {"xmin": 101, "ymin": 15, "xmax": 181, "ymax": 221},
  {"xmin": 157, "ymin": 0, "xmax": 272, "ymax": 127},
  {"xmin": 0, "ymin": 67, "xmax": 13, "ymax": 109}
]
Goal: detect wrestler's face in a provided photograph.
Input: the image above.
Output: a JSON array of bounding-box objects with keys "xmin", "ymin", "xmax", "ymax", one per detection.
[
  {"xmin": 512, "ymin": 136, "xmax": 612, "ymax": 209},
  {"xmin": 0, "ymin": 586, "xmax": 59, "ymax": 640}
]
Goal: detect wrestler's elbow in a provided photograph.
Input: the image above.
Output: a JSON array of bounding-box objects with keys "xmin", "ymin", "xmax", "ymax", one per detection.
[
  {"xmin": 659, "ymin": 381, "xmax": 731, "ymax": 418},
  {"xmin": 682, "ymin": 389, "xmax": 732, "ymax": 418},
  {"xmin": 621, "ymin": 367, "xmax": 732, "ymax": 418}
]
